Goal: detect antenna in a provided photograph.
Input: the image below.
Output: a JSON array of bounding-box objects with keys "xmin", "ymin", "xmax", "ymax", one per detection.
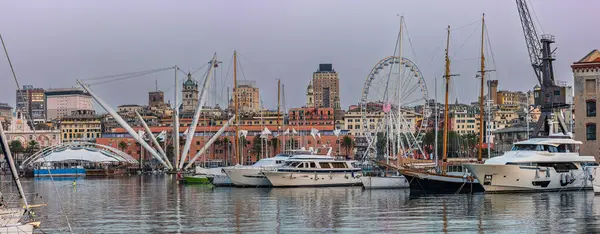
[{"xmin": 155, "ymin": 79, "xmax": 158, "ymax": 92}]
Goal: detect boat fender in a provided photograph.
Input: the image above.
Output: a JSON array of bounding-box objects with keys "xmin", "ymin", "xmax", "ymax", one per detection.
[
  {"xmin": 329, "ymin": 172, "xmax": 333, "ymax": 179},
  {"xmin": 546, "ymin": 168, "xmax": 551, "ymax": 178},
  {"xmin": 314, "ymin": 172, "xmax": 318, "ymax": 181},
  {"xmin": 560, "ymin": 173, "xmax": 567, "ymax": 186},
  {"xmin": 535, "ymin": 169, "xmax": 540, "ymax": 179}
]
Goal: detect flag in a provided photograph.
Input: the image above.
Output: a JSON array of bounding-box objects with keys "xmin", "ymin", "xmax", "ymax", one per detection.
[
  {"xmin": 310, "ymin": 128, "xmax": 319, "ymax": 140},
  {"xmin": 383, "ymin": 102, "xmax": 391, "ymax": 113},
  {"xmin": 260, "ymin": 127, "xmax": 271, "ymax": 139},
  {"xmin": 138, "ymin": 130, "xmax": 145, "ymax": 139},
  {"xmin": 283, "ymin": 128, "xmax": 290, "ymax": 135},
  {"xmin": 291, "ymin": 128, "xmax": 298, "ymax": 135},
  {"xmin": 156, "ymin": 130, "xmax": 167, "ymax": 141},
  {"xmin": 239, "ymin": 130, "xmax": 248, "ymax": 138}
]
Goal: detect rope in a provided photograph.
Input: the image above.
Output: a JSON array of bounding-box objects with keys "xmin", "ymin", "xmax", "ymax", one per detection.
[
  {"xmin": 87, "ymin": 67, "xmax": 174, "ymax": 86},
  {"xmin": 82, "ymin": 66, "xmax": 174, "ymax": 81},
  {"xmin": 1, "ymin": 33, "xmax": 73, "ymax": 233}
]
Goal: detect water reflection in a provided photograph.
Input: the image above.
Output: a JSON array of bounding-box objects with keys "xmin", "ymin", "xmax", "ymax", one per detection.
[{"xmin": 0, "ymin": 175, "xmax": 598, "ymax": 233}]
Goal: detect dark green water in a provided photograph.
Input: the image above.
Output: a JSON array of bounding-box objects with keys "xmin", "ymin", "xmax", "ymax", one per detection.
[{"xmin": 3, "ymin": 175, "xmax": 600, "ymax": 233}]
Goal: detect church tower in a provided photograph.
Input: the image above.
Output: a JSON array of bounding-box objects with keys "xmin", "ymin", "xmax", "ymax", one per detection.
[
  {"xmin": 181, "ymin": 73, "xmax": 199, "ymax": 114},
  {"xmin": 306, "ymin": 81, "xmax": 314, "ymax": 108}
]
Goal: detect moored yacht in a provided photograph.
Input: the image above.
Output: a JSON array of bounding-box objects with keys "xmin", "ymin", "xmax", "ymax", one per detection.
[
  {"xmin": 223, "ymin": 153, "xmax": 295, "ymax": 187},
  {"xmin": 464, "ymin": 138, "xmax": 597, "ymax": 193},
  {"xmin": 262, "ymin": 155, "xmax": 362, "ymax": 187}
]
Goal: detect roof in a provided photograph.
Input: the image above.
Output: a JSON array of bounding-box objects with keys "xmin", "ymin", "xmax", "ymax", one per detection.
[
  {"xmin": 34, "ymin": 148, "xmax": 120, "ymax": 163},
  {"xmin": 514, "ymin": 137, "xmax": 582, "ymax": 146},
  {"xmin": 576, "ymin": 49, "xmax": 600, "ymax": 63}
]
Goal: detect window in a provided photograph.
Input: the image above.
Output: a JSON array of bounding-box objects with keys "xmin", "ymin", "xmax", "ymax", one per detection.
[
  {"xmin": 586, "ymin": 79, "xmax": 596, "ymax": 94},
  {"xmin": 320, "ymin": 162, "xmax": 331, "ymax": 168},
  {"xmin": 330, "ymin": 162, "xmax": 347, "ymax": 168},
  {"xmin": 309, "ymin": 162, "xmax": 316, "ymax": 168},
  {"xmin": 587, "ymin": 124, "xmax": 596, "ymax": 140},
  {"xmin": 587, "ymin": 100, "xmax": 596, "ymax": 117}
]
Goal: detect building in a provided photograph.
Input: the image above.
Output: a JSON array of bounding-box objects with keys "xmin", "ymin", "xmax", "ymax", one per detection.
[
  {"xmin": 45, "ymin": 88, "xmax": 94, "ymax": 121},
  {"xmin": 487, "ymin": 80, "xmax": 498, "ymax": 104},
  {"xmin": 306, "ymin": 81, "xmax": 314, "ymax": 108},
  {"xmin": 4, "ymin": 111, "xmax": 60, "ymax": 149},
  {"xmin": 117, "ymin": 104, "xmax": 144, "ymax": 114},
  {"xmin": 449, "ymin": 104, "xmax": 481, "ymax": 135},
  {"xmin": 15, "ymin": 85, "xmax": 46, "ymax": 124},
  {"xmin": 149, "ymin": 90, "xmax": 165, "ymax": 108},
  {"xmin": 60, "ymin": 110, "xmax": 102, "ymax": 143},
  {"xmin": 0, "ymin": 103, "xmax": 12, "ymax": 123},
  {"xmin": 572, "ymin": 49, "xmax": 600, "ymax": 159},
  {"xmin": 181, "ymin": 73, "xmax": 199, "ymax": 114},
  {"xmin": 288, "ymin": 107, "xmax": 334, "ymax": 126},
  {"xmin": 343, "ymin": 104, "xmax": 384, "ymax": 137},
  {"xmin": 229, "ymin": 80, "xmax": 260, "ymax": 113},
  {"xmin": 312, "ymin": 64, "xmax": 340, "ymax": 108},
  {"xmin": 496, "ymin": 90, "xmax": 527, "ymax": 107}
]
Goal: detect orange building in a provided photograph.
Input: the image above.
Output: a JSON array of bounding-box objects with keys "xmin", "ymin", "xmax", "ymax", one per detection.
[
  {"xmin": 288, "ymin": 107, "xmax": 335, "ymax": 126},
  {"xmin": 96, "ymin": 124, "xmax": 352, "ymax": 166}
]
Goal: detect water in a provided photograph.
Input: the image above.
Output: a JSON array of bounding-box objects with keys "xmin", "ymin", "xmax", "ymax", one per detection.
[{"xmin": 3, "ymin": 175, "xmax": 600, "ymax": 233}]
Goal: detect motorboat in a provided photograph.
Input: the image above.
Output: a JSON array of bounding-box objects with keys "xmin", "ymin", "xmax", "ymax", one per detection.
[
  {"xmin": 223, "ymin": 153, "xmax": 293, "ymax": 187},
  {"xmin": 464, "ymin": 138, "xmax": 597, "ymax": 193},
  {"xmin": 262, "ymin": 155, "xmax": 362, "ymax": 187}
]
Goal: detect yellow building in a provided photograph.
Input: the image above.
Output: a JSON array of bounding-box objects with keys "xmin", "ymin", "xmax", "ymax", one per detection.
[
  {"xmin": 231, "ymin": 80, "xmax": 260, "ymax": 113},
  {"xmin": 60, "ymin": 110, "xmax": 102, "ymax": 143},
  {"xmin": 450, "ymin": 106, "xmax": 481, "ymax": 135}
]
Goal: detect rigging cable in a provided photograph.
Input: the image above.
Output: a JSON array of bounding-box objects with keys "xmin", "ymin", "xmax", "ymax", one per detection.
[
  {"xmin": 82, "ymin": 66, "xmax": 174, "ymax": 81},
  {"xmin": 88, "ymin": 67, "xmax": 174, "ymax": 86},
  {"xmin": 0, "ymin": 34, "xmax": 74, "ymax": 233}
]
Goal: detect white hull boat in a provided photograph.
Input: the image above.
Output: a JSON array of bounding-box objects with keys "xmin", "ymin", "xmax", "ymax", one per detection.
[
  {"xmin": 195, "ymin": 167, "xmax": 233, "ymax": 186},
  {"xmin": 360, "ymin": 176, "xmax": 409, "ymax": 189},
  {"xmin": 263, "ymin": 171, "xmax": 361, "ymax": 187},
  {"xmin": 223, "ymin": 167, "xmax": 272, "ymax": 187},
  {"xmin": 465, "ymin": 138, "xmax": 597, "ymax": 193},
  {"xmin": 591, "ymin": 166, "xmax": 600, "ymax": 194}
]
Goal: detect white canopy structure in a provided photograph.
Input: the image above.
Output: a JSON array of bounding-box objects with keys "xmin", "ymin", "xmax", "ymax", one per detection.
[{"xmin": 22, "ymin": 142, "xmax": 139, "ymax": 167}]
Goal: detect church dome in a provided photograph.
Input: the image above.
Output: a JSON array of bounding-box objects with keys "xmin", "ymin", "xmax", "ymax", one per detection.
[{"xmin": 183, "ymin": 73, "xmax": 197, "ymax": 87}]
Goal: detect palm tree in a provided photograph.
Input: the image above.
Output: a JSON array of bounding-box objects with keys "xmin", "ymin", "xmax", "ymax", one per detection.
[
  {"xmin": 26, "ymin": 140, "xmax": 40, "ymax": 154},
  {"xmin": 9, "ymin": 140, "xmax": 23, "ymax": 155},
  {"xmin": 118, "ymin": 141, "xmax": 127, "ymax": 152},
  {"xmin": 270, "ymin": 138, "xmax": 279, "ymax": 156},
  {"xmin": 341, "ymin": 136, "xmax": 354, "ymax": 156},
  {"xmin": 222, "ymin": 137, "xmax": 230, "ymax": 165},
  {"xmin": 252, "ymin": 135, "xmax": 261, "ymax": 162},
  {"xmin": 213, "ymin": 138, "xmax": 223, "ymax": 162}
]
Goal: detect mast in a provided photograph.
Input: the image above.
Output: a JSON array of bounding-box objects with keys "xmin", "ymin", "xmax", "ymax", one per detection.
[
  {"xmin": 396, "ymin": 15, "xmax": 404, "ymax": 160},
  {"xmin": 234, "ymin": 50, "xmax": 241, "ymax": 165},
  {"xmin": 174, "ymin": 65, "xmax": 180, "ymax": 170},
  {"xmin": 277, "ymin": 79, "xmax": 281, "ymax": 154},
  {"xmin": 478, "ymin": 14, "xmax": 485, "ymax": 162},
  {"xmin": 442, "ymin": 25, "xmax": 451, "ymax": 173},
  {"xmin": 434, "ymin": 76, "xmax": 439, "ymax": 168},
  {"xmin": 0, "ymin": 121, "xmax": 29, "ymax": 210}
]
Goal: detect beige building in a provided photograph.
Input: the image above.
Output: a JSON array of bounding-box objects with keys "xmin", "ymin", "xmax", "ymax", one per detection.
[
  {"xmin": 572, "ymin": 49, "xmax": 600, "ymax": 158},
  {"xmin": 45, "ymin": 88, "xmax": 94, "ymax": 121},
  {"xmin": 117, "ymin": 104, "xmax": 144, "ymax": 114},
  {"xmin": 312, "ymin": 64, "xmax": 340, "ymax": 109},
  {"xmin": 450, "ymin": 105, "xmax": 481, "ymax": 135},
  {"xmin": 60, "ymin": 110, "xmax": 102, "ymax": 143},
  {"xmin": 233, "ymin": 80, "xmax": 260, "ymax": 113},
  {"xmin": 181, "ymin": 73, "xmax": 199, "ymax": 114}
]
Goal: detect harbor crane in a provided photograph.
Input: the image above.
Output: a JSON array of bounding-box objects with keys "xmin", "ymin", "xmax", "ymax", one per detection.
[{"xmin": 516, "ymin": 0, "xmax": 570, "ymax": 137}]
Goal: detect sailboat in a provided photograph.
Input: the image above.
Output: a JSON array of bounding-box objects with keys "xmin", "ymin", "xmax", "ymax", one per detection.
[
  {"xmin": 359, "ymin": 16, "xmax": 410, "ymax": 189},
  {"xmin": 400, "ymin": 18, "xmax": 487, "ymax": 194}
]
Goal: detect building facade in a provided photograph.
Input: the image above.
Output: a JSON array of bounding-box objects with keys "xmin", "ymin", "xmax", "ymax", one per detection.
[
  {"xmin": 0, "ymin": 103, "xmax": 12, "ymax": 124},
  {"xmin": 312, "ymin": 64, "xmax": 340, "ymax": 108},
  {"xmin": 15, "ymin": 85, "xmax": 46, "ymax": 123},
  {"xmin": 234, "ymin": 80, "xmax": 260, "ymax": 113},
  {"xmin": 45, "ymin": 88, "xmax": 94, "ymax": 121},
  {"xmin": 288, "ymin": 107, "xmax": 334, "ymax": 126},
  {"xmin": 60, "ymin": 110, "xmax": 102, "ymax": 143},
  {"xmin": 572, "ymin": 49, "xmax": 600, "ymax": 159},
  {"xmin": 4, "ymin": 111, "xmax": 60, "ymax": 149}
]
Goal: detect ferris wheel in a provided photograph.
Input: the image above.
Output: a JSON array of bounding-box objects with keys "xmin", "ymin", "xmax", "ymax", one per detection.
[{"xmin": 359, "ymin": 55, "xmax": 430, "ymax": 160}]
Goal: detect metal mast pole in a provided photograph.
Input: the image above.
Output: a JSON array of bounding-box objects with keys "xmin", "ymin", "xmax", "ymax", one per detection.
[
  {"xmin": 478, "ymin": 14, "xmax": 485, "ymax": 162},
  {"xmin": 442, "ymin": 25, "xmax": 451, "ymax": 174},
  {"xmin": 434, "ymin": 76, "xmax": 439, "ymax": 167},
  {"xmin": 277, "ymin": 79, "xmax": 281, "ymax": 154},
  {"xmin": 396, "ymin": 15, "xmax": 404, "ymax": 159},
  {"xmin": 174, "ymin": 65, "xmax": 180, "ymax": 170},
  {"xmin": 234, "ymin": 50, "xmax": 241, "ymax": 165}
]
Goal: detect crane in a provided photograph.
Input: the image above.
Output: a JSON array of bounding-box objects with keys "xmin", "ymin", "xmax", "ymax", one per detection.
[{"xmin": 516, "ymin": 0, "xmax": 569, "ymax": 137}]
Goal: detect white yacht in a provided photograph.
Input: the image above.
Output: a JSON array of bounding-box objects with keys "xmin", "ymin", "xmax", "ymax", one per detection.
[
  {"xmin": 464, "ymin": 138, "xmax": 597, "ymax": 193},
  {"xmin": 262, "ymin": 155, "xmax": 362, "ymax": 187},
  {"xmin": 223, "ymin": 153, "xmax": 293, "ymax": 187}
]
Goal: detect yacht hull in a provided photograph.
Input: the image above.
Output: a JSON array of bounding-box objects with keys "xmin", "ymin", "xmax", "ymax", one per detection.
[
  {"xmin": 210, "ymin": 174, "xmax": 233, "ymax": 186},
  {"xmin": 465, "ymin": 164, "xmax": 591, "ymax": 193},
  {"xmin": 223, "ymin": 168, "xmax": 272, "ymax": 187},
  {"xmin": 589, "ymin": 166, "xmax": 600, "ymax": 194},
  {"xmin": 360, "ymin": 176, "xmax": 409, "ymax": 189},
  {"xmin": 263, "ymin": 171, "xmax": 361, "ymax": 187},
  {"xmin": 400, "ymin": 169, "xmax": 484, "ymax": 194},
  {"xmin": 0, "ymin": 223, "xmax": 34, "ymax": 234}
]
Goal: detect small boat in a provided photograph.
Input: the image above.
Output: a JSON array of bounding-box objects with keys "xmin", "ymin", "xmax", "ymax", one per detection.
[
  {"xmin": 262, "ymin": 155, "xmax": 362, "ymax": 187},
  {"xmin": 195, "ymin": 167, "xmax": 233, "ymax": 186},
  {"xmin": 401, "ymin": 167, "xmax": 484, "ymax": 194},
  {"xmin": 361, "ymin": 175, "xmax": 409, "ymax": 189},
  {"xmin": 183, "ymin": 174, "xmax": 211, "ymax": 184}
]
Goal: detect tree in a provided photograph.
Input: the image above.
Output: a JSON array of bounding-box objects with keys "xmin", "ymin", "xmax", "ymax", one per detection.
[
  {"xmin": 118, "ymin": 141, "xmax": 127, "ymax": 152},
  {"xmin": 341, "ymin": 136, "xmax": 354, "ymax": 156},
  {"xmin": 270, "ymin": 138, "xmax": 279, "ymax": 156},
  {"xmin": 26, "ymin": 140, "xmax": 40, "ymax": 154},
  {"xmin": 213, "ymin": 138, "xmax": 223, "ymax": 161},
  {"xmin": 251, "ymin": 135, "xmax": 262, "ymax": 161},
  {"xmin": 222, "ymin": 137, "xmax": 230, "ymax": 165},
  {"xmin": 9, "ymin": 140, "xmax": 23, "ymax": 155}
]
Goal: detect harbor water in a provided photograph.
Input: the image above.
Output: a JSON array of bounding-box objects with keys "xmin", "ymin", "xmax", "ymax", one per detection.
[{"xmin": 4, "ymin": 175, "xmax": 600, "ymax": 233}]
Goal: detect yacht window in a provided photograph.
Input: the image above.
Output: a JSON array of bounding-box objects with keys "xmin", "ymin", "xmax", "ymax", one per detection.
[
  {"xmin": 512, "ymin": 144, "xmax": 538, "ymax": 151},
  {"xmin": 310, "ymin": 162, "xmax": 316, "ymax": 168},
  {"xmin": 331, "ymin": 162, "xmax": 347, "ymax": 168},
  {"xmin": 320, "ymin": 162, "xmax": 331, "ymax": 168},
  {"xmin": 537, "ymin": 162, "xmax": 577, "ymax": 173},
  {"xmin": 276, "ymin": 161, "xmax": 283, "ymax": 164},
  {"xmin": 298, "ymin": 162, "xmax": 305, "ymax": 168}
]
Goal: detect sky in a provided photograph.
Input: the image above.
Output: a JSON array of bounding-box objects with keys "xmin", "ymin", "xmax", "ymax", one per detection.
[{"xmin": 0, "ymin": 0, "xmax": 598, "ymax": 112}]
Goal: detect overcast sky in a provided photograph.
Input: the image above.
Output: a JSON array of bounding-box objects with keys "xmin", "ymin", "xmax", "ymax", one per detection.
[{"xmin": 1, "ymin": 0, "xmax": 598, "ymax": 112}]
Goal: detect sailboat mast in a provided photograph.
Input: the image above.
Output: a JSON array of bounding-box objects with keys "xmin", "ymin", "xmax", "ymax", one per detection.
[
  {"xmin": 396, "ymin": 15, "xmax": 404, "ymax": 159},
  {"xmin": 478, "ymin": 14, "xmax": 486, "ymax": 162},
  {"xmin": 442, "ymin": 25, "xmax": 451, "ymax": 173},
  {"xmin": 234, "ymin": 50, "xmax": 241, "ymax": 165},
  {"xmin": 174, "ymin": 65, "xmax": 180, "ymax": 170},
  {"xmin": 277, "ymin": 79, "xmax": 281, "ymax": 154}
]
